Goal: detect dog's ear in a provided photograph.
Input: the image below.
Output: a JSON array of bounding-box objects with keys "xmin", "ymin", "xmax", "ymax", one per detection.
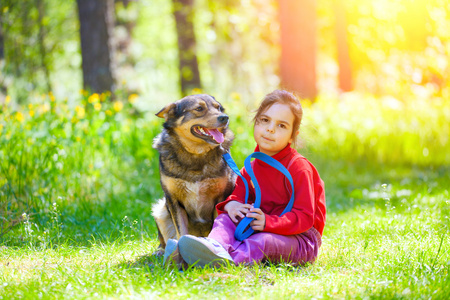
[{"xmin": 156, "ymin": 103, "xmax": 176, "ymax": 120}]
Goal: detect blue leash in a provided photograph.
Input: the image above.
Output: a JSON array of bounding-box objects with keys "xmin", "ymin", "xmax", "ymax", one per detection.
[{"xmin": 223, "ymin": 152, "xmax": 295, "ymax": 241}]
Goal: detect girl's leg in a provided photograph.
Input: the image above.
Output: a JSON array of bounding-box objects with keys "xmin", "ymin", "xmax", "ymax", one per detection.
[
  {"xmin": 230, "ymin": 227, "xmax": 322, "ymax": 265},
  {"xmin": 208, "ymin": 213, "xmax": 238, "ymax": 253},
  {"xmin": 207, "ymin": 214, "xmax": 322, "ymax": 266},
  {"xmin": 177, "ymin": 214, "xmax": 238, "ymax": 267}
]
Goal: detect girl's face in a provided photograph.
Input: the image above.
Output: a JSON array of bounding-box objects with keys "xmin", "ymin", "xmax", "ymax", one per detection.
[{"xmin": 253, "ymin": 103, "xmax": 297, "ymax": 156}]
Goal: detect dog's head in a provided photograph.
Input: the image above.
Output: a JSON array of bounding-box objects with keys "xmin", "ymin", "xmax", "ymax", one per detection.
[{"xmin": 156, "ymin": 94, "xmax": 232, "ymax": 152}]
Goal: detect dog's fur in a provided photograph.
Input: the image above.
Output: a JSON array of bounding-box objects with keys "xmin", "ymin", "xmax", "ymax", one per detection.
[{"xmin": 152, "ymin": 94, "xmax": 236, "ymax": 252}]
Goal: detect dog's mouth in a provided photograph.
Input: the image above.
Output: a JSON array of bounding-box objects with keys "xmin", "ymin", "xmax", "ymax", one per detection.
[{"xmin": 191, "ymin": 125, "xmax": 225, "ymax": 144}]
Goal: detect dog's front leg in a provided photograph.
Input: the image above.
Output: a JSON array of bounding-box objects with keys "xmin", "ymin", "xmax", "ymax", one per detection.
[{"xmin": 166, "ymin": 196, "xmax": 190, "ymax": 239}]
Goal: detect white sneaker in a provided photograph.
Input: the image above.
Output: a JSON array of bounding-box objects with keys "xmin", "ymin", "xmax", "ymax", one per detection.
[
  {"xmin": 163, "ymin": 239, "xmax": 184, "ymax": 268},
  {"xmin": 178, "ymin": 235, "xmax": 233, "ymax": 267}
]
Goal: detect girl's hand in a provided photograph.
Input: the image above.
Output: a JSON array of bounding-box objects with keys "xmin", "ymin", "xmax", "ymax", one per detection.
[
  {"xmin": 224, "ymin": 201, "xmax": 253, "ymax": 223},
  {"xmin": 247, "ymin": 208, "xmax": 266, "ymax": 231}
]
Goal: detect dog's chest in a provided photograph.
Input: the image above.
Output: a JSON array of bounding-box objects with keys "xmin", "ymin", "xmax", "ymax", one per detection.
[{"xmin": 162, "ymin": 174, "xmax": 229, "ymax": 222}]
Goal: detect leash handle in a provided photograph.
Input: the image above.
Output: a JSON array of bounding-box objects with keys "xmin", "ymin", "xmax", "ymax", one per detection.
[{"xmin": 223, "ymin": 152, "xmax": 295, "ymax": 241}]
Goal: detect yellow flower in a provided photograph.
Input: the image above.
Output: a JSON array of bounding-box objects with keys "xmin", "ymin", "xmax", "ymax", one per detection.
[
  {"xmin": 88, "ymin": 93, "xmax": 100, "ymax": 103},
  {"xmin": 16, "ymin": 112, "xmax": 25, "ymax": 122},
  {"xmin": 105, "ymin": 109, "xmax": 113, "ymax": 116},
  {"xmin": 80, "ymin": 89, "xmax": 89, "ymax": 97},
  {"xmin": 71, "ymin": 116, "xmax": 78, "ymax": 124},
  {"xmin": 94, "ymin": 103, "xmax": 102, "ymax": 111},
  {"xmin": 76, "ymin": 136, "xmax": 81, "ymax": 142},
  {"xmin": 29, "ymin": 110, "xmax": 35, "ymax": 117},
  {"xmin": 0, "ymin": 124, "xmax": 3, "ymax": 132},
  {"xmin": 40, "ymin": 103, "xmax": 51, "ymax": 113},
  {"xmin": 75, "ymin": 105, "xmax": 85, "ymax": 118},
  {"xmin": 49, "ymin": 92, "xmax": 55, "ymax": 102},
  {"xmin": 231, "ymin": 92, "xmax": 241, "ymax": 100},
  {"xmin": 113, "ymin": 101, "xmax": 123, "ymax": 112},
  {"xmin": 191, "ymin": 88, "xmax": 202, "ymax": 94},
  {"xmin": 5, "ymin": 95, "xmax": 11, "ymax": 104},
  {"xmin": 128, "ymin": 93, "xmax": 138, "ymax": 104}
]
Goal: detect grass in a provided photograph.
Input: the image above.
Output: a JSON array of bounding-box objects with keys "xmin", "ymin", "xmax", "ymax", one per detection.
[{"xmin": 1, "ymin": 91, "xmax": 449, "ymax": 299}]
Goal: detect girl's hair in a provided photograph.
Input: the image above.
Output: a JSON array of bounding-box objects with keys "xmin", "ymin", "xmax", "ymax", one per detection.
[{"xmin": 253, "ymin": 89, "xmax": 303, "ymax": 146}]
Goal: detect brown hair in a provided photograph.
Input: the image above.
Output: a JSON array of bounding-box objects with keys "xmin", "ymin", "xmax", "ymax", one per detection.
[{"xmin": 253, "ymin": 90, "xmax": 303, "ymax": 146}]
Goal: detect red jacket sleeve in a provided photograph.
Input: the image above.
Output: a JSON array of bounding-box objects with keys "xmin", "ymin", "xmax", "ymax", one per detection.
[{"xmin": 263, "ymin": 168, "xmax": 316, "ymax": 235}]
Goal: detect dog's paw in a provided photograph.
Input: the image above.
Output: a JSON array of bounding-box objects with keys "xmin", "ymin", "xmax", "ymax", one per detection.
[{"xmin": 153, "ymin": 248, "xmax": 165, "ymax": 257}]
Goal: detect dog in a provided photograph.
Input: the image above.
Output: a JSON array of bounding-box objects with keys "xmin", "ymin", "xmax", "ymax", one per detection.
[{"xmin": 152, "ymin": 94, "xmax": 236, "ymax": 253}]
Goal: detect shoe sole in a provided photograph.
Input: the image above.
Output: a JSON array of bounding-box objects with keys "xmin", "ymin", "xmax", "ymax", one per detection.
[{"xmin": 178, "ymin": 236, "xmax": 231, "ymax": 268}]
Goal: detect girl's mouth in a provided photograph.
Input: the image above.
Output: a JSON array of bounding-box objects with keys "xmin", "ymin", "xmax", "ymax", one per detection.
[{"xmin": 262, "ymin": 136, "xmax": 274, "ymax": 142}]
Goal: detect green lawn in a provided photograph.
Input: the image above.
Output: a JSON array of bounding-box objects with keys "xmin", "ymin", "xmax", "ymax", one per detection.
[{"xmin": 1, "ymin": 94, "xmax": 449, "ymax": 299}]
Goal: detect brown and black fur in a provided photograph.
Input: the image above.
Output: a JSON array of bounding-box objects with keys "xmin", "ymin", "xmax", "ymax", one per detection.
[{"xmin": 152, "ymin": 94, "xmax": 236, "ymax": 253}]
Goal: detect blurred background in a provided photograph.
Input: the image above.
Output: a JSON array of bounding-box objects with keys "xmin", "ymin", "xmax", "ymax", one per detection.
[
  {"xmin": 1, "ymin": 0, "xmax": 448, "ymax": 106},
  {"xmin": 0, "ymin": 0, "xmax": 449, "ymax": 242}
]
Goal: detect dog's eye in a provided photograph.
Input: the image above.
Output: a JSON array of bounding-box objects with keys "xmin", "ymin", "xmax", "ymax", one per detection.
[
  {"xmin": 195, "ymin": 106, "xmax": 204, "ymax": 112},
  {"xmin": 219, "ymin": 106, "xmax": 225, "ymax": 112}
]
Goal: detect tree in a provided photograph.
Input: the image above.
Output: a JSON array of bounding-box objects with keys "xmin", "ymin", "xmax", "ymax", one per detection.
[
  {"xmin": 1, "ymin": 0, "xmax": 54, "ymax": 102},
  {"xmin": 279, "ymin": 0, "xmax": 317, "ymax": 100},
  {"xmin": 334, "ymin": 0, "xmax": 352, "ymax": 92},
  {"xmin": 172, "ymin": 0, "xmax": 201, "ymax": 96},
  {"xmin": 0, "ymin": 9, "xmax": 6, "ymax": 96},
  {"xmin": 36, "ymin": 0, "xmax": 52, "ymax": 93},
  {"xmin": 77, "ymin": 0, "xmax": 116, "ymax": 93}
]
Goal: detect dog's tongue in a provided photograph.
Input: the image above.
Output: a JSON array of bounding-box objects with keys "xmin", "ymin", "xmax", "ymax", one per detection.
[{"xmin": 206, "ymin": 128, "xmax": 225, "ymax": 143}]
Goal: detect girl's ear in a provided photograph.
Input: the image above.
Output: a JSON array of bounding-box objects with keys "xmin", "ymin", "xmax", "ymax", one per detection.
[{"xmin": 289, "ymin": 130, "xmax": 300, "ymax": 144}]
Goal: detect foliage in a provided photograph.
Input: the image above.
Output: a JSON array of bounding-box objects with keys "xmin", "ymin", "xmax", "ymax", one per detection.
[
  {"xmin": 2, "ymin": 0, "xmax": 449, "ymax": 104},
  {"xmin": 0, "ymin": 91, "xmax": 160, "ymax": 242},
  {"xmin": 302, "ymin": 92, "xmax": 450, "ymax": 166},
  {"xmin": 318, "ymin": 0, "xmax": 450, "ymax": 98},
  {"xmin": 1, "ymin": 0, "xmax": 79, "ymax": 102}
]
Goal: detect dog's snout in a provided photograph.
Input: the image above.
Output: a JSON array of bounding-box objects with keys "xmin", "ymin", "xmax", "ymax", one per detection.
[{"xmin": 218, "ymin": 115, "xmax": 229, "ymax": 124}]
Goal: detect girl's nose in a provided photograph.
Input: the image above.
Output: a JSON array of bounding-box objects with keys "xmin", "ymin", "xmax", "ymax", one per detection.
[{"xmin": 266, "ymin": 123, "xmax": 275, "ymax": 133}]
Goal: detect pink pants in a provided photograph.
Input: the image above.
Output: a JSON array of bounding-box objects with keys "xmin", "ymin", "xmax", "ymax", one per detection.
[{"xmin": 208, "ymin": 214, "xmax": 322, "ymax": 265}]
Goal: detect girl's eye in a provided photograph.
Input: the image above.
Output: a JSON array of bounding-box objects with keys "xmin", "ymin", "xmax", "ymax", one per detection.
[
  {"xmin": 195, "ymin": 106, "xmax": 204, "ymax": 112},
  {"xmin": 279, "ymin": 124, "xmax": 286, "ymax": 129},
  {"xmin": 260, "ymin": 118, "xmax": 269, "ymax": 123}
]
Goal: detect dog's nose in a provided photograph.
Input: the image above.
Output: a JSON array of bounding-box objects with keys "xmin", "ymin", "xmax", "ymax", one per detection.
[{"xmin": 218, "ymin": 115, "xmax": 229, "ymax": 124}]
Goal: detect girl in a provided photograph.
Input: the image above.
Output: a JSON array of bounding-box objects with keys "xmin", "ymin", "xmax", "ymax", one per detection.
[{"xmin": 165, "ymin": 90, "xmax": 326, "ymax": 267}]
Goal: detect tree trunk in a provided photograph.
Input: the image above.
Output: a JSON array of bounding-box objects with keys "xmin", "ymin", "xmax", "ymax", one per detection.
[
  {"xmin": 0, "ymin": 10, "xmax": 5, "ymax": 96},
  {"xmin": 0, "ymin": 12, "xmax": 3, "ymax": 61},
  {"xmin": 172, "ymin": 0, "xmax": 201, "ymax": 96},
  {"xmin": 334, "ymin": 0, "xmax": 352, "ymax": 92},
  {"xmin": 36, "ymin": 0, "xmax": 52, "ymax": 93},
  {"xmin": 77, "ymin": 0, "xmax": 116, "ymax": 93},
  {"xmin": 279, "ymin": 0, "xmax": 317, "ymax": 100}
]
